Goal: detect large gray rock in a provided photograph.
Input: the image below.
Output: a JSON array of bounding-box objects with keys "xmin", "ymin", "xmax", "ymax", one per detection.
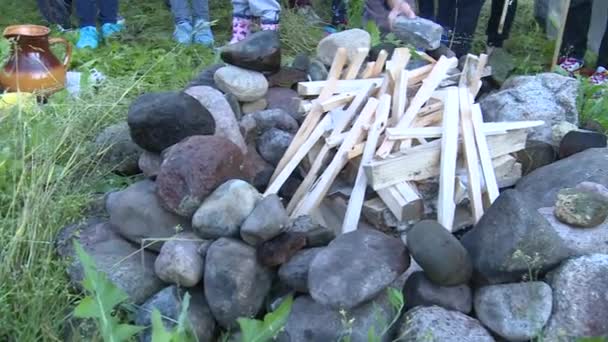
[
  {"xmin": 154, "ymin": 232, "xmax": 206, "ymax": 287},
  {"xmin": 204, "ymin": 238, "xmax": 273, "ymax": 328},
  {"xmin": 214, "ymin": 65, "xmax": 268, "ymax": 102},
  {"xmin": 240, "ymin": 108, "xmax": 299, "ymax": 143},
  {"xmin": 278, "ymin": 247, "xmax": 323, "ymax": 293},
  {"xmin": 94, "ymin": 122, "xmax": 143, "ymax": 175},
  {"xmin": 461, "ymin": 190, "xmax": 571, "ymax": 284},
  {"xmin": 134, "ymin": 286, "xmax": 216, "ymax": 342},
  {"xmin": 220, "ymin": 30, "xmax": 281, "ymax": 73},
  {"xmin": 277, "ymin": 296, "xmax": 342, "ymax": 342},
  {"xmin": 397, "ymin": 306, "xmax": 494, "ymax": 341},
  {"xmin": 543, "ymin": 254, "xmax": 608, "ymax": 341},
  {"xmin": 106, "ymin": 180, "xmax": 191, "ymax": 251},
  {"xmin": 480, "ymin": 73, "xmax": 579, "ymax": 146},
  {"xmin": 308, "ymin": 228, "xmax": 410, "ymax": 309},
  {"xmin": 316, "ymin": 29, "xmax": 371, "ymax": 66},
  {"xmin": 240, "ymin": 194, "xmax": 289, "ymax": 246},
  {"xmin": 407, "ymin": 220, "xmax": 472, "ymax": 286},
  {"xmin": 257, "ymin": 128, "xmax": 294, "ymax": 166},
  {"xmin": 539, "ymin": 207, "xmax": 608, "ymax": 256},
  {"xmin": 403, "ymin": 272, "xmax": 472, "ymax": 313},
  {"xmin": 474, "ymin": 282, "xmax": 552, "ymax": 341},
  {"xmin": 55, "ymin": 219, "xmax": 164, "ymax": 304},
  {"xmin": 391, "ymin": 16, "xmax": 443, "ymax": 50},
  {"xmin": 516, "ymin": 148, "xmax": 608, "ymax": 209},
  {"xmin": 554, "ymin": 187, "xmax": 608, "ymax": 228}
]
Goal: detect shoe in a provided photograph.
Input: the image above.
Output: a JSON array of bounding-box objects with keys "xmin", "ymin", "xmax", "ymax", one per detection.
[
  {"xmin": 117, "ymin": 15, "xmax": 126, "ymax": 26},
  {"xmin": 76, "ymin": 26, "xmax": 99, "ymax": 49},
  {"xmin": 260, "ymin": 23, "xmax": 279, "ymax": 31},
  {"xmin": 323, "ymin": 25, "xmax": 338, "ymax": 36},
  {"xmin": 101, "ymin": 22, "xmax": 123, "ymax": 39},
  {"xmin": 230, "ymin": 17, "xmax": 252, "ymax": 44},
  {"xmin": 173, "ymin": 21, "xmax": 193, "ymax": 44},
  {"xmin": 590, "ymin": 66, "xmax": 608, "ymax": 85},
  {"xmin": 193, "ymin": 19, "xmax": 214, "ymax": 47},
  {"xmin": 559, "ymin": 57, "xmax": 584, "ymax": 74}
]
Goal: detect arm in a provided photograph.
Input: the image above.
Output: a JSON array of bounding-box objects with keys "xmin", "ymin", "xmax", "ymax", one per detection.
[{"xmin": 387, "ymin": 0, "xmax": 416, "ymax": 29}]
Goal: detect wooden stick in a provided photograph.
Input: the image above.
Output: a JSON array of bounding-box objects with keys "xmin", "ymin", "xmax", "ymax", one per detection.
[
  {"xmin": 287, "ymin": 144, "xmax": 331, "ymax": 214},
  {"xmin": 298, "ymin": 78, "xmax": 383, "ymax": 97},
  {"xmin": 437, "ymin": 87, "xmax": 460, "ymax": 231},
  {"xmin": 459, "ymin": 87, "xmax": 484, "ymax": 222},
  {"xmin": 392, "ymin": 70, "xmax": 409, "ymax": 124},
  {"xmin": 471, "ymin": 103, "xmax": 500, "ymax": 204},
  {"xmin": 345, "ymin": 48, "xmax": 370, "ymax": 80},
  {"xmin": 551, "ymin": 0, "xmax": 571, "ymax": 70},
  {"xmin": 497, "ymin": 0, "xmax": 511, "ymax": 35},
  {"xmin": 342, "ymin": 94, "xmax": 391, "ymax": 233},
  {"xmin": 320, "ymin": 93, "xmax": 355, "ymax": 112},
  {"xmin": 471, "ymin": 54, "xmax": 488, "ymax": 97},
  {"xmin": 377, "ymin": 183, "xmax": 422, "ymax": 222},
  {"xmin": 372, "ymin": 50, "xmax": 389, "ymax": 77},
  {"xmin": 408, "ymin": 63, "xmax": 435, "ymax": 85},
  {"xmin": 386, "ymin": 120, "xmax": 544, "ymax": 139},
  {"xmin": 361, "ymin": 62, "xmax": 375, "ymax": 79}
]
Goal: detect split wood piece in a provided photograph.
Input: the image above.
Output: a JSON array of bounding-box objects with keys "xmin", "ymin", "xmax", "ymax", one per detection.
[
  {"xmin": 375, "ymin": 74, "xmax": 393, "ymax": 98},
  {"xmin": 377, "ymin": 183, "xmax": 422, "ymax": 222},
  {"xmin": 297, "ymin": 78, "xmax": 383, "ymax": 96},
  {"xmin": 286, "ymin": 144, "xmax": 331, "ymax": 214},
  {"xmin": 372, "ymin": 50, "xmax": 389, "ymax": 77},
  {"xmin": 459, "ymin": 54, "xmax": 479, "ymax": 89},
  {"xmin": 348, "ymin": 142, "xmax": 364, "ymax": 159},
  {"xmin": 471, "ymin": 103, "xmax": 499, "ymax": 204},
  {"xmin": 418, "ymin": 99, "xmax": 443, "ymax": 117},
  {"xmin": 299, "ymin": 100, "xmax": 312, "ymax": 114},
  {"xmin": 363, "ymin": 129, "xmax": 527, "ymax": 189},
  {"xmin": 387, "ymin": 48, "xmax": 411, "ymax": 79},
  {"xmin": 471, "ymin": 54, "xmax": 488, "ymax": 97},
  {"xmin": 328, "ymin": 85, "xmax": 377, "ymax": 141},
  {"xmin": 408, "ymin": 63, "xmax": 435, "ymax": 85},
  {"xmin": 386, "ymin": 120, "xmax": 545, "ymax": 139},
  {"xmin": 375, "ymin": 56, "xmax": 458, "ymax": 158},
  {"xmin": 345, "ymin": 48, "xmax": 370, "ymax": 80},
  {"xmin": 361, "ymin": 62, "xmax": 375, "ymax": 79},
  {"xmin": 418, "ymin": 51, "xmax": 437, "ymax": 64},
  {"xmin": 458, "ymin": 87, "xmax": 484, "ymax": 222},
  {"xmin": 413, "ymin": 110, "xmax": 443, "ymax": 127},
  {"xmin": 291, "ymin": 98, "xmax": 379, "ymax": 218},
  {"xmin": 437, "ymin": 87, "xmax": 460, "ymax": 231},
  {"xmin": 320, "ymin": 93, "xmax": 355, "ymax": 112},
  {"xmin": 391, "ymin": 70, "xmax": 409, "ymax": 124},
  {"xmin": 343, "ymin": 94, "xmax": 391, "ymax": 233},
  {"xmin": 493, "ymin": 155, "xmax": 522, "ymax": 188},
  {"xmin": 269, "ymin": 48, "xmax": 348, "ymax": 184}
]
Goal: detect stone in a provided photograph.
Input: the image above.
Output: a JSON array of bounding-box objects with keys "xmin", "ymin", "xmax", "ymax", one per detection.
[
  {"xmin": 55, "ymin": 219, "xmax": 164, "ymax": 304},
  {"xmin": 461, "ymin": 190, "xmax": 571, "ymax": 285},
  {"xmin": 427, "ymin": 44, "xmax": 457, "ymax": 60},
  {"xmin": 240, "ymin": 194, "xmax": 289, "ymax": 245},
  {"xmin": 543, "ymin": 254, "xmax": 608, "ymax": 341},
  {"xmin": 291, "ymin": 53, "xmax": 310, "ymax": 72},
  {"xmin": 576, "ymin": 181, "xmax": 608, "ymax": 199},
  {"xmin": 277, "ymin": 296, "xmax": 342, "ymax": 342},
  {"xmin": 134, "ymin": 286, "xmax": 216, "ymax": 342},
  {"xmin": 240, "ymin": 108, "xmax": 299, "ymax": 143},
  {"xmin": 552, "ymin": 121, "xmax": 578, "ymax": 146},
  {"xmin": 316, "ymin": 29, "xmax": 371, "ymax": 66},
  {"xmin": 241, "ymin": 98, "xmax": 267, "ymax": 115},
  {"xmin": 559, "ymin": 130, "xmax": 607, "ymax": 159},
  {"xmin": 583, "ymin": 119, "xmax": 605, "ymax": 132},
  {"xmin": 403, "ymin": 271, "xmax": 472, "ymax": 313},
  {"xmin": 554, "ymin": 187, "xmax": 608, "ymax": 228},
  {"xmin": 256, "ymin": 232, "xmax": 308, "ymax": 267},
  {"xmin": 267, "ymin": 67, "xmax": 308, "ymax": 89},
  {"xmin": 156, "ymin": 135, "xmax": 250, "ymax": 217},
  {"xmin": 487, "ymin": 47, "xmax": 516, "ymax": 85},
  {"xmin": 127, "ymin": 91, "xmax": 215, "ymax": 153},
  {"xmin": 286, "ymin": 215, "xmax": 335, "ymax": 247},
  {"xmin": 138, "ymin": 151, "xmax": 162, "ymax": 178},
  {"xmin": 244, "ymin": 144, "xmax": 274, "ymax": 192},
  {"xmin": 187, "ymin": 63, "xmax": 224, "ymax": 89},
  {"xmin": 516, "ymin": 148, "xmax": 608, "ymax": 209},
  {"xmin": 204, "ymin": 238, "xmax": 273, "ymax": 328},
  {"xmin": 474, "ymin": 282, "xmax": 552, "ymax": 341},
  {"xmin": 539, "ymin": 207, "xmax": 608, "ymax": 256},
  {"xmin": 515, "ymin": 139, "xmax": 557, "ymax": 176},
  {"xmin": 392, "ymin": 16, "xmax": 443, "ymax": 50},
  {"xmin": 154, "ymin": 232, "xmax": 206, "ymax": 287},
  {"xmin": 407, "ymin": 220, "xmax": 472, "ymax": 286},
  {"xmin": 214, "ymin": 65, "xmax": 268, "ymax": 102},
  {"xmin": 308, "ymin": 228, "xmax": 410, "ymax": 309},
  {"xmin": 225, "ymin": 92, "xmax": 242, "ymax": 121},
  {"xmin": 220, "ymin": 30, "xmax": 281, "ymax": 73},
  {"xmin": 278, "ymin": 247, "xmax": 323, "ymax": 293},
  {"xmin": 307, "ymin": 59, "xmax": 328, "ymax": 81},
  {"xmin": 265, "ymin": 88, "xmax": 302, "ymax": 122},
  {"xmin": 106, "ymin": 180, "xmax": 191, "ymax": 251},
  {"xmin": 257, "ymin": 128, "xmax": 294, "ymax": 166},
  {"xmin": 192, "ymin": 179, "xmax": 261, "ymax": 239},
  {"xmin": 480, "ymin": 73, "xmax": 579, "ymax": 146},
  {"xmin": 397, "ymin": 306, "xmax": 494, "ymax": 342},
  {"xmin": 184, "ymin": 86, "xmax": 247, "ymax": 153},
  {"xmin": 369, "ymin": 43, "xmax": 396, "ymax": 62},
  {"xmin": 94, "ymin": 122, "xmax": 143, "ymax": 175}
]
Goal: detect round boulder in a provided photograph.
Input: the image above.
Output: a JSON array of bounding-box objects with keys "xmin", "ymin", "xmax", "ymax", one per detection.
[
  {"xmin": 398, "ymin": 306, "xmax": 494, "ymax": 341},
  {"xmin": 554, "ymin": 187, "xmax": 608, "ymax": 228},
  {"xmin": 214, "ymin": 65, "xmax": 268, "ymax": 102}
]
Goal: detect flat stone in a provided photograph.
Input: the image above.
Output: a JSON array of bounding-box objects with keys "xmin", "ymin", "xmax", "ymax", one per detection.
[
  {"xmin": 256, "ymin": 232, "xmax": 308, "ymax": 267},
  {"xmin": 220, "ymin": 30, "xmax": 281, "ymax": 73},
  {"xmin": 94, "ymin": 122, "xmax": 143, "ymax": 175},
  {"xmin": 316, "ymin": 29, "xmax": 371, "ymax": 66},
  {"xmin": 554, "ymin": 187, "xmax": 608, "ymax": 227},
  {"xmin": 559, "ymin": 130, "xmax": 607, "ymax": 159},
  {"xmin": 257, "ymin": 128, "xmax": 293, "ymax": 166},
  {"xmin": 154, "ymin": 232, "xmax": 206, "ymax": 287},
  {"xmin": 286, "ymin": 215, "xmax": 335, "ymax": 247},
  {"xmin": 407, "ymin": 220, "xmax": 472, "ymax": 286},
  {"xmin": 403, "ymin": 271, "xmax": 472, "ymax": 313},
  {"xmin": 240, "ymin": 194, "xmax": 288, "ymax": 246},
  {"xmin": 515, "ymin": 139, "xmax": 557, "ymax": 176},
  {"xmin": 277, "ymin": 247, "xmax": 323, "ymax": 293},
  {"xmin": 241, "ymin": 98, "xmax": 267, "ymax": 115},
  {"xmin": 214, "ymin": 65, "xmax": 268, "ymax": 102},
  {"xmin": 474, "ymin": 282, "xmax": 552, "ymax": 341},
  {"xmin": 392, "ymin": 16, "xmax": 443, "ymax": 50}
]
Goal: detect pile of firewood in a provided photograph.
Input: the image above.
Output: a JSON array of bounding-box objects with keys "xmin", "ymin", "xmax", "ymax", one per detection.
[{"xmin": 264, "ymin": 47, "xmax": 543, "ymax": 233}]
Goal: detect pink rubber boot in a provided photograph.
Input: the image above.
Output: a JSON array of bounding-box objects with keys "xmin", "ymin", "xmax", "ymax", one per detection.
[
  {"xmin": 230, "ymin": 17, "xmax": 252, "ymax": 44},
  {"xmin": 261, "ymin": 23, "xmax": 279, "ymax": 32}
]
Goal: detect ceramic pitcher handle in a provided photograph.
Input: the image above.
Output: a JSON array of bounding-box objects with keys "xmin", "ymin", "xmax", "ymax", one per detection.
[{"xmin": 48, "ymin": 37, "xmax": 72, "ymax": 69}]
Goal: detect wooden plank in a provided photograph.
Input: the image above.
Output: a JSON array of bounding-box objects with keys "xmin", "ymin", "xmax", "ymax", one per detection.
[
  {"xmin": 320, "ymin": 93, "xmax": 355, "ymax": 112},
  {"xmin": 408, "ymin": 63, "xmax": 435, "ymax": 85},
  {"xmin": 363, "ymin": 129, "xmax": 528, "ymax": 189},
  {"xmin": 269, "ymin": 48, "xmax": 348, "ymax": 184},
  {"xmin": 459, "ymin": 87, "xmax": 484, "ymax": 222},
  {"xmin": 471, "ymin": 103, "xmax": 499, "ymax": 204},
  {"xmin": 361, "ymin": 62, "xmax": 375, "ymax": 79},
  {"xmin": 418, "ymin": 100, "xmax": 443, "ymax": 117},
  {"xmin": 386, "ymin": 120, "xmax": 544, "ymax": 139},
  {"xmin": 471, "ymin": 54, "xmax": 488, "ymax": 97},
  {"xmin": 437, "ymin": 87, "xmax": 460, "ymax": 231},
  {"xmin": 297, "ymin": 78, "xmax": 383, "ymax": 96},
  {"xmin": 292, "ymin": 98, "xmax": 379, "ymax": 217},
  {"xmin": 372, "ymin": 50, "xmax": 389, "ymax": 77},
  {"xmin": 348, "ymin": 142, "xmax": 364, "ymax": 159},
  {"xmin": 345, "ymin": 47, "xmax": 370, "ymax": 80},
  {"xmin": 377, "ymin": 183, "xmax": 422, "ymax": 222},
  {"xmin": 286, "ymin": 144, "xmax": 331, "ymax": 214},
  {"xmin": 392, "ymin": 70, "xmax": 409, "ymax": 124},
  {"xmin": 343, "ymin": 94, "xmax": 391, "ymax": 233}
]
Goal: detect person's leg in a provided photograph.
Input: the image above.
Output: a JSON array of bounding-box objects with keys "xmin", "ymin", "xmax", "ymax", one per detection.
[
  {"xmin": 486, "ymin": 0, "xmax": 517, "ymax": 47},
  {"xmin": 418, "ymin": 0, "xmax": 435, "ymax": 21},
  {"xmin": 436, "ymin": 0, "xmax": 455, "ymax": 28},
  {"xmin": 450, "ymin": 0, "xmax": 486, "ymax": 56},
  {"xmin": 597, "ymin": 20, "xmax": 608, "ymax": 68},
  {"xmin": 170, "ymin": 0, "xmax": 193, "ymax": 24},
  {"xmin": 332, "ymin": 0, "xmax": 347, "ymax": 27},
  {"xmin": 193, "ymin": 0, "xmax": 214, "ymax": 46},
  {"xmin": 75, "ymin": 0, "xmax": 97, "ymax": 27},
  {"xmin": 97, "ymin": 0, "xmax": 118, "ymax": 25},
  {"xmin": 230, "ymin": 0, "xmax": 253, "ymax": 43},
  {"xmin": 560, "ymin": 0, "xmax": 592, "ymax": 72},
  {"xmin": 249, "ymin": 0, "xmax": 281, "ymax": 29}
]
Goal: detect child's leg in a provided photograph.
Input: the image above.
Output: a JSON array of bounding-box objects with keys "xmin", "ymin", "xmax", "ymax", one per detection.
[
  {"xmin": 249, "ymin": 0, "xmax": 281, "ymax": 27},
  {"xmin": 418, "ymin": 0, "xmax": 435, "ymax": 21},
  {"xmin": 75, "ymin": 0, "xmax": 97, "ymax": 27},
  {"xmin": 597, "ymin": 17, "xmax": 608, "ymax": 68},
  {"xmin": 96, "ymin": 0, "xmax": 118, "ymax": 25},
  {"xmin": 559, "ymin": 0, "xmax": 592, "ymax": 72},
  {"xmin": 486, "ymin": 0, "xmax": 518, "ymax": 48},
  {"xmin": 231, "ymin": 0, "xmax": 253, "ymax": 43},
  {"xmin": 193, "ymin": 0, "xmax": 214, "ymax": 46},
  {"xmin": 169, "ymin": 0, "xmax": 193, "ymax": 24},
  {"xmin": 331, "ymin": 0, "xmax": 347, "ymax": 27}
]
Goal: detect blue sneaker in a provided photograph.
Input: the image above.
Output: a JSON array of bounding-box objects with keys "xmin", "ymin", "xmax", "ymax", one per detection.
[
  {"xmin": 101, "ymin": 22, "xmax": 123, "ymax": 39},
  {"xmin": 173, "ymin": 21, "xmax": 193, "ymax": 45},
  {"xmin": 76, "ymin": 26, "xmax": 99, "ymax": 49},
  {"xmin": 193, "ymin": 19, "xmax": 214, "ymax": 47}
]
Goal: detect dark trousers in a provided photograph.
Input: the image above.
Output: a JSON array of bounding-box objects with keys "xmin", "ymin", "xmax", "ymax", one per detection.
[
  {"xmin": 486, "ymin": 0, "xmax": 517, "ymax": 47},
  {"xmin": 76, "ymin": 0, "xmax": 119, "ymax": 27},
  {"xmin": 332, "ymin": 0, "xmax": 347, "ymax": 26},
  {"xmin": 37, "ymin": 0, "xmax": 73, "ymax": 28},
  {"xmin": 562, "ymin": 0, "xmax": 608, "ymax": 67}
]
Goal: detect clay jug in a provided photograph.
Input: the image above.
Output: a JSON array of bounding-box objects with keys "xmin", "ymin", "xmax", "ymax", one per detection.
[{"xmin": 0, "ymin": 25, "xmax": 72, "ymax": 94}]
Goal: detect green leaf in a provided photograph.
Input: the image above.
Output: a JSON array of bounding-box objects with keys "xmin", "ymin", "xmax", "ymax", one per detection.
[
  {"xmin": 237, "ymin": 318, "xmax": 265, "ymax": 342},
  {"xmin": 151, "ymin": 309, "xmax": 174, "ymax": 342},
  {"xmin": 114, "ymin": 324, "xmax": 145, "ymax": 341},
  {"xmin": 74, "ymin": 297, "xmax": 100, "ymax": 318},
  {"xmin": 237, "ymin": 294, "xmax": 293, "ymax": 342},
  {"xmin": 175, "ymin": 292, "xmax": 192, "ymax": 336},
  {"xmin": 387, "ymin": 288, "xmax": 404, "ymax": 311}
]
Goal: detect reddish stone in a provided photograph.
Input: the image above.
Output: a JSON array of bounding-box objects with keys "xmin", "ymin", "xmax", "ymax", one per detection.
[{"xmin": 257, "ymin": 232, "xmax": 308, "ymax": 267}]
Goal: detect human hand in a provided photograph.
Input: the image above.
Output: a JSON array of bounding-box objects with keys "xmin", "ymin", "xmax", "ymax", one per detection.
[{"xmin": 388, "ymin": 0, "xmax": 416, "ymax": 28}]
